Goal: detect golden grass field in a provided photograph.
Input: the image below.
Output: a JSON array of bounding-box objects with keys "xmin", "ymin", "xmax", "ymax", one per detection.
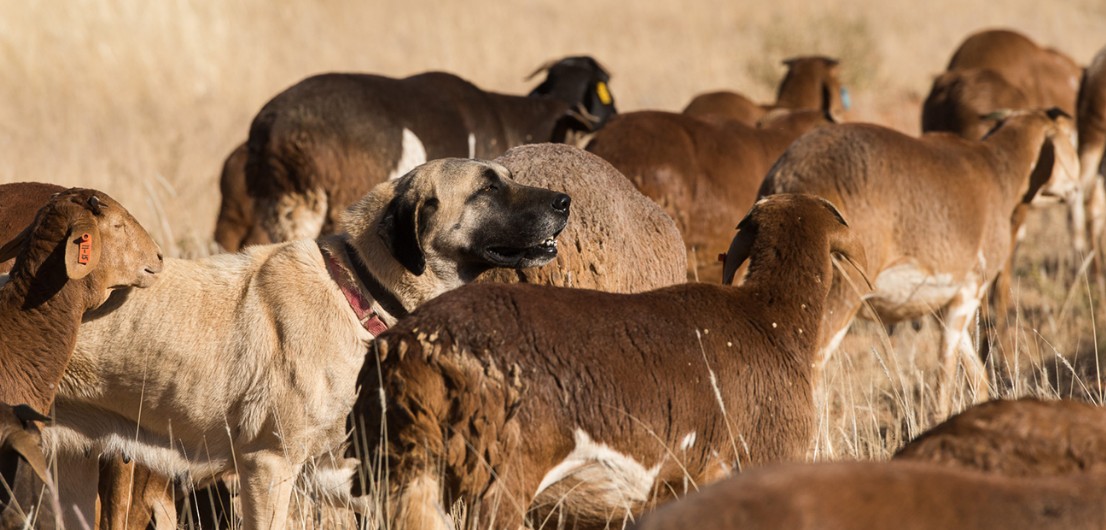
[{"xmin": 4, "ymin": 0, "xmax": 1106, "ymax": 527}]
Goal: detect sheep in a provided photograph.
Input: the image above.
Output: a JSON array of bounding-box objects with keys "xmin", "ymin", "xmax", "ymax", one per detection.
[
  {"xmin": 46, "ymin": 159, "xmax": 572, "ymax": 530},
  {"xmin": 0, "ymin": 187, "xmax": 163, "ymax": 529},
  {"xmin": 237, "ymin": 56, "xmax": 614, "ymax": 245},
  {"xmin": 627, "ymin": 461, "xmax": 1106, "ymax": 530},
  {"xmin": 477, "ymin": 143, "xmax": 686, "ymax": 291},
  {"xmin": 0, "ymin": 187, "xmax": 164, "ymax": 414},
  {"xmin": 682, "ymin": 56, "xmax": 847, "ymax": 125},
  {"xmin": 351, "ymin": 193, "xmax": 867, "ymax": 530},
  {"xmin": 586, "ymin": 108, "xmax": 834, "ymax": 281},
  {"xmin": 1076, "ymin": 46, "xmax": 1106, "ymax": 271},
  {"xmin": 894, "ymin": 397, "xmax": 1106, "ymax": 476},
  {"xmin": 0, "ymin": 181, "xmax": 66, "ymax": 274},
  {"xmin": 757, "ymin": 108, "xmax": 1080, "ymax": 413}
]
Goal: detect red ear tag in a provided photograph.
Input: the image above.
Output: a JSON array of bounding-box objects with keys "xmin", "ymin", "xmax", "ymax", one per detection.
[{"xmin": 78, "ymin": 233, "xmax": 92, "ymax": 264}]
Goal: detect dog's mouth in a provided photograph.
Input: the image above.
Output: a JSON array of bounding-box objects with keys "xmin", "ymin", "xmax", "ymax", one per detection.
[{"xmin": 483, "ymin": 230, "xmax": 563, "ymax": 269}]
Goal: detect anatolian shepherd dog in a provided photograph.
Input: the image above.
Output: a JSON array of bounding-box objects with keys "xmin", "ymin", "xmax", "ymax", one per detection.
[{"xmin": 46, "ymin": 158, "xmax": 571, "ymax": 530}]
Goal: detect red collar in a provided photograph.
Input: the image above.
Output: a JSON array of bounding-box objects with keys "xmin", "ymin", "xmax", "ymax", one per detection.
[{"xmin": 319, "ymin": 245, "xmax": 389, "ymax": 337}]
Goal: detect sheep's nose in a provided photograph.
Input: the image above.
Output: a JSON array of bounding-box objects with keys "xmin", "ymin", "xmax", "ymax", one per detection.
[{"xmin": 552, "ymin": 193, "xmax": 571, "ymax": 213}]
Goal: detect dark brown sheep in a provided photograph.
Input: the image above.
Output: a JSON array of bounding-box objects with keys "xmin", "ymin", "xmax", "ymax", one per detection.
[
  {"xmin": 682, "ymin": 56, "xmax": 847, "ymax": 125},
  {"xmin": 0, "ymin": 404, "xmax": 51, "ymax": 530},
  {"xmin": 240, "ymin": 57, "xmax": 615, "ymax": 244},
  {"xmin": 478, "ymin": 143, "xmax": 685, "ymax": 292},
  {"xmin": 213, "ymin": 143, "xmax": 270, "ymax": 252},
  {"xmin": 628, "ymin": 461, "xmax": 1106, "ymax": 530},
  {"xmin": 352, "ymin": 193, "xmax": 866, "ymax": 530},
  {"xmin": 894, "ymin": 398, "xmax": 1106, "ymax": 476},
  {"xmin": 586, "ymin": 108, "xmax": 833, "ymax": 281}
]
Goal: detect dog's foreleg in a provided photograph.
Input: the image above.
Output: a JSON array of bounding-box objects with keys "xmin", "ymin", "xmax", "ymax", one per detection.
[{"xmin": 237, "ymin": 452, "xmax": 298, "ymax": 530}]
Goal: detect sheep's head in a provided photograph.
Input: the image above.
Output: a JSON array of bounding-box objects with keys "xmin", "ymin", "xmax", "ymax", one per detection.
[
  {"xmin": 980, "ymin": 108, "xmax": 1080, "ymax": 206},
  {"xmin": 0, "ymin": 188, "xmax": 164, "ymax": 308},
  {"xmin": 722, "ymin": 194, "xmax": 868, "ymax": 291},
  {"xmin": 778, "ymin": 56, "xmax": 848, "ymax": 121},
  {"xmin": 528, "ymin": 55, "xmax": 617, "ymax": 132}
]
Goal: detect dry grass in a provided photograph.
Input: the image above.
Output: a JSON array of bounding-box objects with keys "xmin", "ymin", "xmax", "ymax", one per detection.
[{"xmin": 3, "ymin": 0, "xmax": 1106, "ymax": 528}]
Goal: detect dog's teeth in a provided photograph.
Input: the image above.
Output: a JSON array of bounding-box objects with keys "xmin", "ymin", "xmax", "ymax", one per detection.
[{"xmin": 541, "ymin": 238, "xmax": 557, "ymax": 248}]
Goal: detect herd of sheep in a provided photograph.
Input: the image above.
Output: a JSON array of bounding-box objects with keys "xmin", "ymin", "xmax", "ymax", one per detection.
[{"xmin": 2, "ymin": 25, "xmax": 1106, "ymax": 530}]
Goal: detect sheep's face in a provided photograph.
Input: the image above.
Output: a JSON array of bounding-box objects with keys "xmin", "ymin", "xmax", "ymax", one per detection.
[
  {"xmin": 56, "ymin": 190, "xmax": 164, "ymax": 295},
  {"xmin": 529, "ymin": 56, "xmax": 617, "ymax": 130},
  {"xmin": 375, "ymin": 158, "xmax": 570, "ymax": 280}
]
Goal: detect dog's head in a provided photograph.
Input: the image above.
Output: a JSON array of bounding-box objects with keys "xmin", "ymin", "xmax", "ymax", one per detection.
[{"xmin": 345, "ymin": 158, "xmax": 571, "ymax": 283}]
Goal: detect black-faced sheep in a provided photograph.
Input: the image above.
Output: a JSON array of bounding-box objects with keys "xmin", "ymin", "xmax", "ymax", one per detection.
[{"xmin": 234, "ymin": 56, "xmax": 614, "ymax": 245}]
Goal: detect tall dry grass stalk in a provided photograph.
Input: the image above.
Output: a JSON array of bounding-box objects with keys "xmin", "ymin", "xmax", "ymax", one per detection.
[{"xmin": 3, "ymin": 1, "xmax": 1106, "ymax": 528}]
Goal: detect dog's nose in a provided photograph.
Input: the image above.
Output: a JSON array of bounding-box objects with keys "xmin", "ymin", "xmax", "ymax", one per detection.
[{"xmin": 552, "ymin": 193, "xmax": 571, "ymax": 213}]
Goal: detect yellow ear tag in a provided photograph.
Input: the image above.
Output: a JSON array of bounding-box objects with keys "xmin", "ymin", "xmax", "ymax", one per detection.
[{"xmin": 596, "ymin": 81, "xmax": 612, "ymax": 105}]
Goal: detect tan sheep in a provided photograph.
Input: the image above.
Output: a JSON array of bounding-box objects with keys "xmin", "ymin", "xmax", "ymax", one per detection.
[
  {"xmin": 628, "ymin": 461, "xmax": 1106, "ymax": 530},
  {"xmin": 683, "ymin": 56, "xmax": 848, "ymax": 125},
  {"xmin": 758, "ymin": 108, "xmax": 1080, "ymax": 412},
  {"xmin": 478, "ymin": 143, "xmax": 686, "ymax": 292},
  {"xmin": 586, "ymin": 109, "xmax": 833, "ymax": 281}
]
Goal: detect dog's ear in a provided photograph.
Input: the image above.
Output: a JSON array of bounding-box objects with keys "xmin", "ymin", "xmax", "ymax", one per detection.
[{"xmin": 378, "ymin": 191, "xmax": 426, "ymax": 276}]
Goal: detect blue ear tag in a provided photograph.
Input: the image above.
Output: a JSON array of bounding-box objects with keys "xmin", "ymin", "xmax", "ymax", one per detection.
[{"xmin": 840, "ymin": 87, "xmax": 852, "ymax": 111}]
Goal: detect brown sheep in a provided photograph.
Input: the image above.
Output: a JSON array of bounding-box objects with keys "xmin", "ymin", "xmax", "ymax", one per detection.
[
  {"xmin": 628, "ymin": 461, "xmax": 1106, "ymax": 530},
  {"xmin": 241, "ymin": 57, "xmax": 614, "ymax": 244},
  {"xmin": 757, "ymin": 109, "xmax": 1080, "ymax": 413},
  {"xmin": 586, "ymin": 108, "xmax": 833, "ymax": 281},
  {"xmin": 0, "ymin": 188, "xmax": 163, "ymax": 529},
  {"xmin": 682, "ymin": 56, "xmax": 848, "ymax": 125},
  {"xmin": 894, "ymin": 397, "xmax": 1106, "ymax": 476},
  {"xmin": 921, "ymin": 29, "xmax": 1089, "ymax": 281},
  {"xmin": 0, "ymin": 181, "xmax": 66, "ymax": 273},
  {"xmin": 478, "ymin": 143, "xmax": 686, "ymax": 291},
  {"xmin": 352, "ymin": 193, "xmax": 866, "ymax": 530}
]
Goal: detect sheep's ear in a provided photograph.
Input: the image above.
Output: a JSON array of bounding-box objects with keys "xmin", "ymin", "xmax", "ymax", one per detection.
[
  {"xmin": 378, "ymin": 192, "xmax": 426, "ymax": 276},
  {"xmin": 4, "ymin": 428, "xmax": 49, "ymax": 484},
  {"xmin": 721, "ymin": 214, "xmax": 757, "ymax": 285},
  {"xmin": 12, "ymin": 405, "xmax": 50, "ymax": 425},
  {"xmin": 64, "ymin": 218, "xmax": 101, "ymax": 280},
  {"xmin": 0, "ymin": 223, "xmax": 31, "ymax": 262}
]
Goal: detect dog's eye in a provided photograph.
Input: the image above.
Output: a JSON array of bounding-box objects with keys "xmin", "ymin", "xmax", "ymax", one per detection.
[{"xmin": 481, "ymin": 183, "xmax": 499, "ymax": 194}]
